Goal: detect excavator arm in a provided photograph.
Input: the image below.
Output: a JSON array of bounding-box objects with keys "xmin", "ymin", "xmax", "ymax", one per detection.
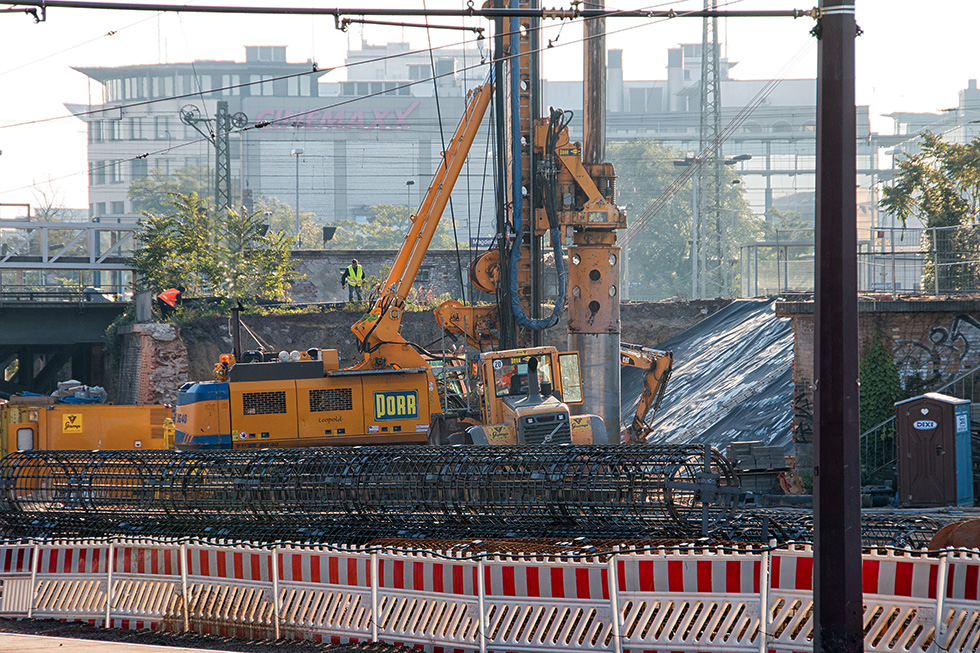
[
  {"xmin": 621, "ymin": 344, "xmax": 673, "ymax": 443},
  {"xmin": 350, "ymin": 76, "xmax": 494, "ymax": 369}
]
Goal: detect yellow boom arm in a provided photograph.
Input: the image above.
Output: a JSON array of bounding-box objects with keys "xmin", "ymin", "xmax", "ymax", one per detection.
[{"xmin": 350, "ymin": 79, "xmax": 494, "ymax": 369}]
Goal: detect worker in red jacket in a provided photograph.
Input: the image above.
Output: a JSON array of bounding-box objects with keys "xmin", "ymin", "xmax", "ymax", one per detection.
[{"xmin": 157, "ymin": 285, "xmax": 185, "ymax": 318}]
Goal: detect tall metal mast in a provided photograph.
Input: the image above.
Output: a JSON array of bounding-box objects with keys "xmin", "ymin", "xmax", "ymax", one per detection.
[{"xmin": 696, "ymin": 0, "xmax": 725, "ymax": 298}]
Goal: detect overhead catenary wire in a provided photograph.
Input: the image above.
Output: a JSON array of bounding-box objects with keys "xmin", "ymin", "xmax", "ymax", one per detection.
[
  {"xmin": 0, "ymin": 0, "xmax": 819, "ymax": 20},
  {"xmin": 423, "ymin": 0, "xmax": 467, "ymax": 305},
  {"xmin": 622, "ymin": 38, "xmax": 816, "ymax": 247},
  {"xmin": 1, "ymin": 0, "xmax": 817, "ymax": 234},
  {"xmin": 0, "ymin": 12, "xmax": 158, "ymax": 77},
  {"xmin": 0, "ymin": 0, "xmax": 815, "ymax": 131}
]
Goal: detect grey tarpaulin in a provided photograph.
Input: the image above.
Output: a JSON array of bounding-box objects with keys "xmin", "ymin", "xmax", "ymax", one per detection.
[{"xmin": 621, "ymin": 299, "xmax": 794, "ymax": 453}]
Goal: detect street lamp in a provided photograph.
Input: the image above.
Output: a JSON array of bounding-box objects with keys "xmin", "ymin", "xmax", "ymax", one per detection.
[
  {"xmin": 405, "ymin": 180, "xmax": 415, "ymax": 208},
  {"xmin": 290, "ymin": 148, "xmax": 304, "ymax": 247},
  {"xmin": 673, "ymin": 152, "xmax": 752, "ymax": 299},
  {"xmin": 725, "ymin": 155, "xmax": 752, "ymax": 294},
  {"xmin": 673, "ymin": 154, "xmax": 701, "ymax": 299}
]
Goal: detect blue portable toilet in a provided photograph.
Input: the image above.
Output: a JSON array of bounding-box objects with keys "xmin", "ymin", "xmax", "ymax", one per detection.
[{"xmin": 895, "ymin": 392, "xmax": 974, "ymax": 507}]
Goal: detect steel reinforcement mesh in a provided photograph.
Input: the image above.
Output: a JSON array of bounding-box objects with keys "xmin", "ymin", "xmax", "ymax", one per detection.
[
  {"xmin": 0, "ymin": 445, "xmax": 741, "ymax": 541},
  {"xmin": 0, "ymin": 446, "xmax": 942, "ymax": 547}
]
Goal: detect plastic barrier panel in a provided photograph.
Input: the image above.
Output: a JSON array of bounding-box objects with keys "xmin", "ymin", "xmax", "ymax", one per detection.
[{"xmin": 1, "ymin": 539, "xmax": 979, "ymax": 653}]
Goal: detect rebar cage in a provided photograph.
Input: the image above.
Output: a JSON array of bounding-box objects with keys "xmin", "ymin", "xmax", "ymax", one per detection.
[{"xmin": 0, "ymin": 445, "xmax": 740, "ymax": 541}]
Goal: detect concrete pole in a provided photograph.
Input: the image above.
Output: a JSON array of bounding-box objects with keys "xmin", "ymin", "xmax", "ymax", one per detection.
[{"xmin": 570, "ymin": 1, "xmax": 622, "ymax": 440}]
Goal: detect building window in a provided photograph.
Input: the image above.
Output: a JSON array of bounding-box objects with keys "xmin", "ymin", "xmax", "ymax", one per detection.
[
  {"xmin": 131, "ymin": 158, "xmax": 148, "ymax": 181},
  {"xmin": 248, "ymin": 74, "xmax": 274, "ymax": 96},
  {"xmin": 221, "ymin": 74, "xmax": 240, "ymax": 96},
  {"xmin": 109, "ymin": 160, "xmax": 123, "ymax": 184},
  {"xmin": 164, "ymin": 76, "xmax": 173, "ymax": 96},
  {"xmin": 105, "ymin": 120, "xmax": 120, "ymax": 141},
  {"xmin": 153, "ymin": 158, "xmax": 170, "ymax": 175},
  {"xmin": 409, "ymin": 64, "xmax": 431, "ymax": 80},
  {"xmin": 300, "ymin": 75, "xmax": 311, "ymax": 97},
  {"xmin": 93, "ymin": 161, "xmax": 106, "ymax": 185},
  {"xmin": 155, "ymin": 116, "xmax": 169, "ymax": 140},
  {"xmin": 199, "ymin": 75, "xmax": 211, "ymax": 95},
  {"xmin": 110, "ymin": 201, "xmax": 126, "ymax": 215},
  {"xmin": 128, "ymin": 117, "xmax": 143, "ymax": 140},
  {"xmin": 288, "ymin": 76, "xmax": 298, "ymax": 96},
  {"xmin": 95, "ymin": 202, "xmax": 106, "ymax": 217},
  {"xmin": 89, "ymin": 120, "xmax": 103, "ymax": 143}
]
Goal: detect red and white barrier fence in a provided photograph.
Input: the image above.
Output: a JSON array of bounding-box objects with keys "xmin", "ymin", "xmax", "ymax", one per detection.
[{"xmin": 1, "ymin": 539, "xmax": 978, "ymax": 652}]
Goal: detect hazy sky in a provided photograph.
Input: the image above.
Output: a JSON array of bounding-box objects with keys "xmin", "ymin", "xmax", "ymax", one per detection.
[{"xmin": 0, "ymin": 0, "xmax": 976, "ymax": 210}]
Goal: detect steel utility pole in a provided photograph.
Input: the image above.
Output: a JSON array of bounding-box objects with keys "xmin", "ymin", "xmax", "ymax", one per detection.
[
  {"xmin": 570, "ymin": 0, "xmax": 622, "ymax": 437},
  {"xmin": 697, "ymin": 0, "xmax": 725, "ymax": 299},
  {"xmin": 291, "ymin": 148, "xmax": 303, "ymax": 247},
  {"xmin": 813, "ymin": 0, "xmax": 862, "ymax": 651},
  {"xmin": 214, "ymin": 101, "xmax": 232, "ymax": 212}
]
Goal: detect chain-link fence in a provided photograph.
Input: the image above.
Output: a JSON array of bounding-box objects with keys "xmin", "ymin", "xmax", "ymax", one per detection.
[{"xmin": 741, "ymin": 224, "xmax": 980, "ymax": 297}]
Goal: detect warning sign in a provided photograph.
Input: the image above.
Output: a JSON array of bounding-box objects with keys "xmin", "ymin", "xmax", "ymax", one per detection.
[
  {"xmin": 62, "ymin": 413, "xmax": 83, "ymax": 434},
  {"xmin": 557, "ymin": 145, "xmax": 581, "ymax": 157}
]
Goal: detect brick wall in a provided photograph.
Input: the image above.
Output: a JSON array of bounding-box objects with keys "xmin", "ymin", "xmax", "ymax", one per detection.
[
  {"xmin": 117, "ymin": 324, "xmax": 190, "ymax": 405},
  {"xmin": 777, "ymin": 298, "xmax": 980, "ymax": 473}
]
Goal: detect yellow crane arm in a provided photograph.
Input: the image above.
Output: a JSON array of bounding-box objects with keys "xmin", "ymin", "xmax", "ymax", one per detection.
[
  {"xmin": 621, "ymin": 345, "xmax": 674, "ymax": 443},
  {"xmin": 350, "ymin": 78, "xmax": 494, "ymax": 364}
]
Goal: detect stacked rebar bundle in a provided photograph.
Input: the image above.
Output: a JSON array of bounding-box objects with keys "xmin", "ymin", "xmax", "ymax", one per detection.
[{"xmin": 0, "ymin": 445, "xmax": 740, "ymax": 540}]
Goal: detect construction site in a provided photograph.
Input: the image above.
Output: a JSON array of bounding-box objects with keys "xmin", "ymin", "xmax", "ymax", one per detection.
[{"xmin": 0, "ymin": 1, "xmax": 979, "ymax": 652}]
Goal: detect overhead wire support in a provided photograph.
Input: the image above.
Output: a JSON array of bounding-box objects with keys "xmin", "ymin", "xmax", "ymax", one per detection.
[
  {"xmin": 0, "ymin": 1, "xmax": 821, "ymax": 21},
  {"xmin": 337, "ymin": 16, "xmax": 485, "ymax": 36}
]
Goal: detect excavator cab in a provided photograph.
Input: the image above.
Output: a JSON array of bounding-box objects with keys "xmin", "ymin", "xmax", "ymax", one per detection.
[{"xmin": 465, "ymin": 346, "xmax": 608, "ymax": 446}]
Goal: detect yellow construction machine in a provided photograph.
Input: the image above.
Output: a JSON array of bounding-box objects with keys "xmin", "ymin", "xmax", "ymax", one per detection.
[
  {"xmin": 1, "ymin": 398, "xmax": 173, "ymax": 454},
  {"xmin": 175, "ymin": 77, "xmax": 618, "ymax": 450}
]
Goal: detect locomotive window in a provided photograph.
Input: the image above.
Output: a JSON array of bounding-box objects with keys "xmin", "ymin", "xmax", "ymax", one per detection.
[
  {"xmin": 16, "ymin": 427, "xmax": 34, "ymax": 451},
  {"xmin": 492, "ymin": 354, "xmax": 552, "ymax": 397},
  {"xmin": 557, "ymin": 353, "xmax": 583, "ymax": 404}
]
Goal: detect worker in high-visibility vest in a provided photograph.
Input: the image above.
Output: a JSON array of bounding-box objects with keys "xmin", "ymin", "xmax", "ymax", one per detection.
[
  {"xmin": 341, "ymin": 258, "xmax": 365, "ymax": 302},
  {"xmin": 156, "ymin": 285, "xmax": 185, "ymax": 318}
]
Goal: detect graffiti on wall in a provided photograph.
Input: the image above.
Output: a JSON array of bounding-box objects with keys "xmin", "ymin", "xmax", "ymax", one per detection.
[
  {"xmin": 893, "ymin": 314, "xmax": 980, "ymax": 386},
  {"xmin": 792, "ymin": 382, "xmax": 813, "ymax": 444}
]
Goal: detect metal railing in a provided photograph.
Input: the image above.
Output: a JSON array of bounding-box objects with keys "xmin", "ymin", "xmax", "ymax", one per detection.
[
  {"xmin": 741, "ymin": 224, "xmax": 980, "ymax": 297},
  {"xmin": 859, "ymin": 362, "xmax": 980, "ymax": 484},
  {"xmin": 0, "ymin": 282, "xmax": 132, "ymax": 303}
]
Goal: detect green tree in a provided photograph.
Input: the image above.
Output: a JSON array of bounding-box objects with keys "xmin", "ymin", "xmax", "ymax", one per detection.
[
  {"xmin": 131, "ymin": 192, "xmax": 297, "ymax": 303},
  {"xmin": 859, "ymin": 334, "xmax": 903, "ymax": 433},
  {"xmin": 128, "ymin": 165, "xmax": 211, "ymax": 215},
  {"xmin": 880, "ymin": 131, "xmax": 980, "ymax": 291},
  {"xmin": 858, "ymin": 333, "xmax": 903, "ymax": 483},
  {"xmin": 254, "ymin": 195, "xmax": 320, "ymax": 249},
  {"xmin": 609, "ymin": 140, "xmax": 765, "ymax": 300},
  {"xmin": 326, "ymin": 204, "xmax": 461, "ymax": 249}
]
